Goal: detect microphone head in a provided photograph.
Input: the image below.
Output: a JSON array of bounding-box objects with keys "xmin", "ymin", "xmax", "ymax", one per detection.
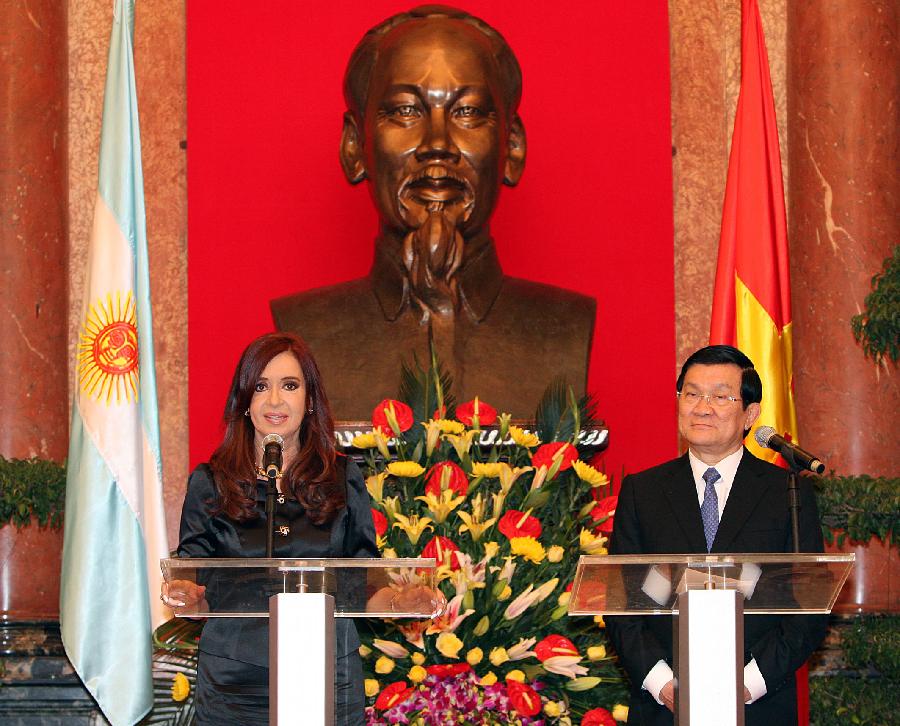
[
  {"xmin": 262, "ymin": 433, "xmax": 284, "ymax": 448},
  {"xmin": 754, "ymin": 425, "xmax": 777, "ymax": 448}
]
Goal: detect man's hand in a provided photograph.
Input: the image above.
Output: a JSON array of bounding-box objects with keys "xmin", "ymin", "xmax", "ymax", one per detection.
[{"xmin": 660, "ymin": 679, "xmax": 676, "ymax": 713}]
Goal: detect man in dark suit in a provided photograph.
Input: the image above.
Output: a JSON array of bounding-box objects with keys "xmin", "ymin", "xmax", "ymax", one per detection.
[{"xmin": 606, "ymin": 345, "xmax": 826, "ymax": 726}]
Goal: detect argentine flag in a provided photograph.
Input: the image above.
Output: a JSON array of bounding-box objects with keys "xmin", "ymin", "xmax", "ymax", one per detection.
[{"xmin": 61, "ymin": 2, "xmax": 169, "ymax": 724}]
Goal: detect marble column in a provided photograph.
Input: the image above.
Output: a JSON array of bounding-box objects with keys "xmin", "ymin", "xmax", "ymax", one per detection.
[
  {"xmin": 0, "ymin": 1, "xmax": 69, "ymax": 462},
  {"xmin": 787, "ymin": 1, "xmax": 899, "ymax": 476}
]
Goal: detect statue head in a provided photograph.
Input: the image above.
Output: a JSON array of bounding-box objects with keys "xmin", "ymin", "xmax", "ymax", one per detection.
[{"xmin": 339, "ymin": 5, "xmax": 527, "ymax": 318}]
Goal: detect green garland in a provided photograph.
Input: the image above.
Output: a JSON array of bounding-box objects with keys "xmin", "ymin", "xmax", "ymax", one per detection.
[
  {"xmin": 0, "ymin": 456, "xmax": 66, "ymax": 529},
  {"xmin": 851, "ymin": 245, "xmax": 900, "ymax": 366}
]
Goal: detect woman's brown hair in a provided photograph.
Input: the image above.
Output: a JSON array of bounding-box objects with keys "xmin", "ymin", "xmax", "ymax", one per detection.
[{"xmin": 209, "ymin": 332, "xmax": 345, "ymax": 525}]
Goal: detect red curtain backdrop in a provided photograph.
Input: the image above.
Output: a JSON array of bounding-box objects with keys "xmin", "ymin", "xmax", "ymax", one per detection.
[{"xmin": 186, "ymin": 0, "xmax": 676, "ymax": 482}]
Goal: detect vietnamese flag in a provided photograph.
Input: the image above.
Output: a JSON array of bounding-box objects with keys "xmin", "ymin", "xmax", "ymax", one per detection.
[{"xmin": 709, "ymin": 1, "xmax": 807, "ymax": 722}]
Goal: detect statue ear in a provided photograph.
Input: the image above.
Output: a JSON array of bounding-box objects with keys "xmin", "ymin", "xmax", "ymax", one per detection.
[
  {"xmin": 503, "ymin": 114, "xmax": 526, "ymax": 187},
  {"xmin": 340, "ymin": 112, "xmax": 367, "ymax": 184}
]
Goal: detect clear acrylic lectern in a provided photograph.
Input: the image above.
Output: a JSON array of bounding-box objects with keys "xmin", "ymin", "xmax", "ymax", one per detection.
[
  {"xmin": 569, "ymin": 553, "xmax": 854, "ymax": 726},
  {"xmin": 161, "ymin": 557, "xmax": 442, "ymax": 725}
]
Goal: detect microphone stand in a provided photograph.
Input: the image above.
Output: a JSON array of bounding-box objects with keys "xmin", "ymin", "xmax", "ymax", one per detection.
[
  {"xmin": 265, "ymin": 473, "xmax": 278, "ymax": 558},
  {"xmin": 781, "ymin": 449, "xmax": 803, "ymax": 554}
]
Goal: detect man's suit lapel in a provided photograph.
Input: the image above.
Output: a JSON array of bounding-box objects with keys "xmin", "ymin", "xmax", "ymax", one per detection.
[
  {"xmin": 660, "ymin": 454, "xmax": 708, "ymax": 552},
  {"xmin": 712, "ymin": 448, "xmax": 774, "ymax": 552}
]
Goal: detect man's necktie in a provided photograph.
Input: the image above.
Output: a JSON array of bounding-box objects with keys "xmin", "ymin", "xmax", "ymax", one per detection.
[{"xmin": 700, "ymin": 467, "xmax": 721, "ymax": 551}]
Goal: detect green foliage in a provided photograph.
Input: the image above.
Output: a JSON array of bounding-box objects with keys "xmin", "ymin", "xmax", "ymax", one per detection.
[
  {"xmin": 851, "ymin": 244, "xmax": 900, "ymax": 366},
  {"xmin": 810, "ymin": 616, "xmax": 900, "ymax": 726},
  {"xmin": 0, "ymin": 456, "xmax": 66, "ymax": 529},
  {"xmin": 841, "ymin": 616, "xmax": 900, "ymax": 680},
  {"xmin": 810, "ymin": 675, "xmax": 899, "ymax": 726},
  {"xmin": 813, "ymin": 474, "xmax": 900, "ymax": 545}
]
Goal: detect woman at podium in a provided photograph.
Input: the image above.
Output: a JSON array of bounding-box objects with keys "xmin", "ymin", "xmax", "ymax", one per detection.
[{"xmin": 164, "ymin": 332, "xmax": 377, "ymax": 725}]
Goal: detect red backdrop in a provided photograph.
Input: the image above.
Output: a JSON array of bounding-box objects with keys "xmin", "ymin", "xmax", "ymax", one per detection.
[{"xmin": 187, "ymin": 0, "xmax": 677, "ymax": 481}]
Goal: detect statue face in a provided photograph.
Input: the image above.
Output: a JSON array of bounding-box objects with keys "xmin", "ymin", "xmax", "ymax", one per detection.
[{"xmin": 356, "ymin": 20, "xmax": 522, "ymax": 238}]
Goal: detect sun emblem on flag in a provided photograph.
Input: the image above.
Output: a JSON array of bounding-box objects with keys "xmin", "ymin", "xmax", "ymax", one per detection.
[{"xmin": 78, "ymin": 291, "xmax": 140, "ymax": 404}]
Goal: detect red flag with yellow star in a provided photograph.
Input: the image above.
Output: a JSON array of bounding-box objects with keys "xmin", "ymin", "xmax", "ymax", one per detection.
[
  {"xmin": 710, "ymin": 0, "xmax": 797, "ymax": 462},
  {"xmin": 709, "ymin": 2, "xmax": 809, "ymax": 723}
]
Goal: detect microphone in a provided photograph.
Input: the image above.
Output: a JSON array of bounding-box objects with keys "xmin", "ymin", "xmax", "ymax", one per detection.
[
  {"xmin": 754, "ymin": 426, "xmax": 825, "ymax": 474},
  {"xmin": 262, "ymin": 433, "xmax": 284, "ymax": 478}
]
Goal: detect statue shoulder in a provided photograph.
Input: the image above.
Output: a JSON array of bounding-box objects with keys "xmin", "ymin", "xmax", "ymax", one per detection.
[
  {"xmin": 499, "ymin": 276, "xmax": 596, "ymax": 323},
  {"xmin": 271, "ymin": 277, "xmax": 375, "ymax": 330}
]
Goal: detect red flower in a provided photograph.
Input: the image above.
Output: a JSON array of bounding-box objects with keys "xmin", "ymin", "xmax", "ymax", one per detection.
[
  {"xmin": 497, "ymin": 509, "xmax": 542, "ymax": 539},
  {"xmin": 374, "ymin": 681, "xmax": 413, "ymax": 710},
  {"xmin": 534, "ymin": 634, "xmax": 580, "ymax": 662},
  {"xmin": 425, "ymin": 662, "xmax": 472, "ymax": 679},
  {"xmin": 421, "ymin": 535, "xmax": 462, "ymax": 570},
  {"xmin": 372, "ymin": 399, "xmax": 414, "ymax": 433},
  {"xmin": 371, "ymin": 508, "xmax": 387, "ymax": 537},
  {"xmin": 432, "ymin": 405, "xmax": 447, "ymax": 419},
  {"xmin": 581, "ymin": 707, "xmax": 617, "ymax": 726},
  {"xmin": 589, "ymin": 495, "xmax": 618, "ymax": 533},
  {"xmin": 424, "ymin": 461, "xmax": 469, "ymax": 497},
  {"xmin": 455, "ymin": 398, "xmax": 497, "ymax": 426},
  {"xmin": 506, "ymin": 679, "xmax": 541, "ymax": 717},
  {"xmin": 531, "ymin": 442, "xmax": 579, "ymax": 471}
]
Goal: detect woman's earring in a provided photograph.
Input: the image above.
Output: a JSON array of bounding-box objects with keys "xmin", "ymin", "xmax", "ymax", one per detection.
[
  {"xmin": 244, "ymin": 409, "xmax": 250, "ymax": 417},
  {"xmin": 307, "ymin": 407, "xmax": 314, "ymax": 414}
]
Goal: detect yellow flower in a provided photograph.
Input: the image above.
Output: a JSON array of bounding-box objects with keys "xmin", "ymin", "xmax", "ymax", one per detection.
[
  {"xmin": 382, "ymin": 496, "xmax": 402, "ymax": 521},
  {"xmin": 436, "ymin": 632, "xmax": 464, "ymax": 659},
  {"xmin": 445, "ymin": 430, "xmax": 478, "ymax": 459},
  {"xmin": 471, "ymin": 461, "xmax": 504, "ymax": 478},
  {"xmin": 557, "ymin": 591, "xmax": 571, "ymax": 607},
  {"xmin": 587, "ymin": 645, "xmax": 607, "ymax": 661},
  {"xmin": 436, "ymin": 418, "xmax": 465, "ymax": 434},
  {"xmin": 416, "ymin": 489, "xmax": 465, "ymax": 524},
  {"xmin": 382, "ymin": 547, "xmax": 398, "ymax": 559},
  {"xmin": 483, "ymin": 541, "xmax": 500, "ymax": 561},
  {"xmin": 411, "ymin": 651, "xmax": 425, "ymax": 665},
  {"xmin": 473, "ymin": 615, "xmax": 490, "ymax": 636},
  {"xmin": 365, "ymin": 472, "xmax": 387, "ymax": 503},
  {"xmin": 544, "ymin": 701, "xmax": 562, "ymax": 718},
  {"xmin": 497, "ymin": 584, "xmax": 512, "ymax": 601},
  {"xmin": 359, "ymin": 644, "xmax": 372, "ymax": 657},
  {"xmin": 392, "ymin": 513, "xmax": 434, "ymax": 545},
  {"xmin": 374, "ymin": 656, "xmax": 395, "ymax": 674},
  {"xmin": 457, "ymin": 493, "xmax": 497, "ymax": 542},
  {"xmin": 509, "ymin": 425, "xmax": 540, "ymax": 448},
  {"xmin": 466, "ymin": 647, "xmax": 484, "ymax": 665},
  {"xmin": 547, "ymin": 545, "xmax": 565, "ymax": 563},
  {"xmin": 364, "ymin": 679, "xmax": 379, "ymax": 697},
  {"xmin": 498, "ymin": 463, "xmax": 533, "ymax": 494},
  {"xmin": 510, "ymin": 536, "xmax": 546, "ymax": 564},
  {"xmin": 387, "ymin": 461, "xmax": 425, "ymax": 478},
  {"xmin": 572, "ymin": 459, "xmax": 608, "ymax": 487},
  {"xmin": 421, "ymin": 419, "xmax": 442, "ymax": 456},
  {"xmin": 579, "ymin": 528, "xmax": 608, "ymax": 555},
  {"xmin": 480, "ymin": 671, "xmax": 498, "ymax": 686},
  {"xmin": 408, "ymin": 665, "xmax": 427, "ymax": 683},
  {"xmin": 498, "ymin": 412, "xmax": 511, "ymax": 439},
  {"xmin": 613, "ymin": 704, "xmax": 630, "ymax": 721},
  {"xmin": 352, "ymin": 432, "xmax": 378, "ymax": 449},
  {"xmin": 491, "ymin": 490, "xmax": 507, "ymax": 520},
  {"xmin": 171, "ymin": 672, "xmax": 190, "ymax": 702},
  {"xmin": 489, "ymin": 647, "xmax": 509, "ymax": 666},
  {"xmin": 372, "ymin": 428, "xmax": 391, "ymax": 459},
  {"xmin": 594, "ymin": 615, "xmax": 606, "ymax": 628},
  {"xmin": 506, "ymin": 669, "xmax": 525, "ymax": 683}
]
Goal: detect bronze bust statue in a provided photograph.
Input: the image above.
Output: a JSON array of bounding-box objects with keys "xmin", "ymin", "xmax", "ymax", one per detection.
[{"xmin": 272, "ymin": 5, "xmax": 595, "ymax": 420}]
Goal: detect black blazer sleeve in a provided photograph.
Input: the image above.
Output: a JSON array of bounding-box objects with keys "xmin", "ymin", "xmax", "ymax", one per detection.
[{"xmin": 605, "ymin": 472, "xmax": 670, "ymax": 688}]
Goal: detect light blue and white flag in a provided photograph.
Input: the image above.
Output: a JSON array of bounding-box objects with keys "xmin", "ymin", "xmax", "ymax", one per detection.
[{"xmin": 61, "ymin": 2, "xmax": 169, "ymax": 724}]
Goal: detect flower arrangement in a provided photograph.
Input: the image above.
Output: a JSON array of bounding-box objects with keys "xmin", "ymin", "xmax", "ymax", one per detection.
[{"xmin": 354, "ymin": 364, "xmax": 628, "ymax": 725}]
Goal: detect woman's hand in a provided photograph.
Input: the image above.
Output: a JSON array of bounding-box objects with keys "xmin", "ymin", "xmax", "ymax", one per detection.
[
  {"xmin": 161, "ymin": 579, "xmax": 207, "ymax": 610},
  {"xmin": 367, "ymin": 584, "xmax": 446, "ymax": 617}
]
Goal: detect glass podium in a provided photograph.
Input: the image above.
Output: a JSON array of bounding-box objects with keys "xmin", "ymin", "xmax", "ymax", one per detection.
[
  {"xmin": 569, "ymin": 554, "xmax": 854, "ymax": 726},
  {"xmin": 161, "ymin": 557, "xmax": 443, "ymax": 725}
]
